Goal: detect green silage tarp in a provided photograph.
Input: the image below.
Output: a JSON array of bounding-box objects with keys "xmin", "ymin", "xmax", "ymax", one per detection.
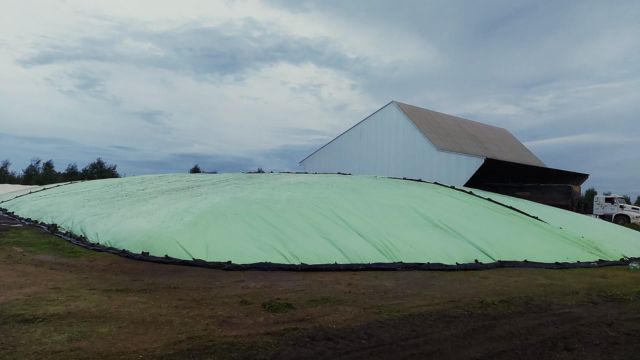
[
  {"xmin": 1, "ymin": 173, "xmax": 639, "ymax": 265},
  {"xmin": 0, "ymin": 185, "xmax": 45, "ymax": 203}
]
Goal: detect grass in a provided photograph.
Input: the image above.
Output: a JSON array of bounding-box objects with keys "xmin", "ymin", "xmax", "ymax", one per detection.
[
  {"xmin": 238, "ymin": 298, "xmax": 254, "ymax": 306},
  {"xmin": 306, "ymin": 296, "xmax": 343, "ymax": 306},
  {"xmin": 0, "ymin": 227, "xmax": 94, "ymax": 258},
  {"xmin": 3, "ymin": 222, "xmax": 640, "ymax": 359},
  {"xmin": 261, "ymin": 299, "xmax": 296, "ymax": 313}
]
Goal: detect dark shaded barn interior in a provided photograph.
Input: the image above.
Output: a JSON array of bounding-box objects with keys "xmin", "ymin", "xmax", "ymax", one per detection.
[{"xmin": 465, "ymin": 159, "xmax": 589, "ymax": 210}]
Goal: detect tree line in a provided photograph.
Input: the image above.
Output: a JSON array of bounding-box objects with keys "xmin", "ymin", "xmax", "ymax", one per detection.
[
  {"xmin": 189, "ymin": 164, "xmax": 265, "ymax": 174},
  {"xmin": 5, "ymin": 159, "xmax": 639, "ymax": 212},
  {"xmin": 188, "ymin": 164, "xmax": 218, "ymax": 174},
  {"xmin": 0, "ymin": 158, "xmax": 120, "ymax": 185}
]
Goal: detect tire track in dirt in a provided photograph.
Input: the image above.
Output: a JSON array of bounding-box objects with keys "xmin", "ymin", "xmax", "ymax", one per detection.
[{"xmin": 271, "ymin": 302, "xmax": 640, "ymax": 360}]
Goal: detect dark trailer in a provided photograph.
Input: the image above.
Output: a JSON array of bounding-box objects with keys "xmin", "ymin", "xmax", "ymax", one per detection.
[{"xmin": 465, "ymin": 158, "xmax": 589, "ymax": 210}]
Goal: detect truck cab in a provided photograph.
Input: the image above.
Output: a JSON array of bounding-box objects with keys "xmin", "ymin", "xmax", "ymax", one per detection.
[{"xmin": 593, "ymin": 195, "xmax": 640, "ymax": 225}]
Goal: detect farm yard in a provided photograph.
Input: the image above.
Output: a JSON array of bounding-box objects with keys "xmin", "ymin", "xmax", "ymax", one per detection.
[
  {"xmin": 1, "ymin": 175, "xmax": 640, "ymax": 359},
  {"xmin": 3, "ymin": 1, "xmax": 640, "ymax": 358},
  {"xmin": 2, "ymin": 215, "xmax": 640, "ymax": 359},
  {"xmin": 2, "ymin": 174, "xmax": 639, "ymax": 268}
]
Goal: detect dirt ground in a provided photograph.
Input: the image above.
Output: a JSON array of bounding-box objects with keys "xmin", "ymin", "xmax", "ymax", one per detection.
[{"xmin": 1, "ymin": 214, "xmax": 640, "ymax": 359}]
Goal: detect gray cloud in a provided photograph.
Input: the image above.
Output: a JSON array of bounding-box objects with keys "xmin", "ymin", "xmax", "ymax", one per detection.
[
  {"xmin": 110, "ymin": 145, "xmax": 137, "ymax": 151},
  {"xmin": 116, "ymin": 154, "xmax": 250, "ymax": 175},
  {"xmin": 0, "ymin": 131, "xmax": 320, "ymax": 178},
  {"xmin": 0, "ymin": 132, "xmax": 127, "ymax": 174},
  {"xmin": 20, "ymin": 18, "xmax": 364, "ymax": 79},
  {"xmin": 268, "ymin": 0, "xmax": 640, "ymax": 96},
  {"xmin": 117, "ymin": 142, "xmax": 318, "ymax": 175},
  {"xmin": 129, "ymin": 110, "xmax": 170, "ymax": 126},
  {"xmin": 3, "ymin": 1, "xmax": 639, "ymax": 198},
  {"xmin": 45, "ymin": 70, "xmax": 120, "ymax": 104}
]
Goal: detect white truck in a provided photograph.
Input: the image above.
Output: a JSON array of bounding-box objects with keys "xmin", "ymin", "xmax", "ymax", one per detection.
[{"xmin": 593, "ymin": 195, "xmax": 640, "ymax": 225}]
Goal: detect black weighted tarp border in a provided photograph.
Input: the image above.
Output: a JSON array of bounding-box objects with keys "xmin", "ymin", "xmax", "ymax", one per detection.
[{"xmin": 1, "ymin": 208, "xmax": 636, "ymax": 272}]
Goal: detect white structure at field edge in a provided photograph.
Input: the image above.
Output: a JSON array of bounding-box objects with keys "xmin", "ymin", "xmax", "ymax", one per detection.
[{"xmin": 300, "ymin": 101, "xmax": 544, "ymax": 187}]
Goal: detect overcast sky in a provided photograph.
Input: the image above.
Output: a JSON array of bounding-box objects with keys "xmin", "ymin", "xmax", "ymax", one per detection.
[{"xmin": 1, "ymin": 0, "xmax": 638, "ymax": 196}]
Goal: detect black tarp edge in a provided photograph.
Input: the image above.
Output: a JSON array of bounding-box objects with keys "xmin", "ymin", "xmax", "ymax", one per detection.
[{"xmin": 1, "ymin": 208, "xmax": 635, "ymax": 272}]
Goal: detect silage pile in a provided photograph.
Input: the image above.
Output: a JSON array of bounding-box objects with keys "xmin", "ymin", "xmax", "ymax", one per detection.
[
  {"xmin": 0, "ymin": 173, "xmax": 638, "ymax": 266},
  {"xmin": 0, "ymin": 184, "xmax": 37, "ymax": 197}
]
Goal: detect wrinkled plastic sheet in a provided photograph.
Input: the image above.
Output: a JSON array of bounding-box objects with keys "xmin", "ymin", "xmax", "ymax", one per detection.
[{"xmin": 1, "ymin": 173, "xmax": 639, "ymax": 266}]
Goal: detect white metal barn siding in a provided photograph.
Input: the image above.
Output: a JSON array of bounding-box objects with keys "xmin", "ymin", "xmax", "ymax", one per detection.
[{"xmin": 300, "ymin": 102, "xmax": 484, "ymax": 186}]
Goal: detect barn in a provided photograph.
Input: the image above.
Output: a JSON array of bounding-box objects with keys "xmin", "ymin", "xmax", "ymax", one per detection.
[{"xmin": 300, "ymin": 101, "xmax": 588, "ymax": 210}]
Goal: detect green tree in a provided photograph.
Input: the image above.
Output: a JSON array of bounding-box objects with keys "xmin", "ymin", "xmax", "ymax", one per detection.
[
  {"xmin": 578, "ymin": 187, "xmax": 597, "ymax": 214},
  {"xmin": 62, "ymin": 163, "xmax": 82, "ymax": 182},
  {"xmin": 81, "ymin": 158, "xmax": 120, "ymax": 180},
  {"xmin": 40, "ymin": 159, "xmax": 60, "ymax": 185},
  {"xmin": 22, "ymin": 158, "xmax": 42, "ymax": 185},
  {"xmin": 0, "ymin": 160, "xmax": 18, "ymax": 184},
  {"xmin": 622, "ymin": 195, "xmax": 632, "ymax": 205},
  {"xmin": 635, "ymin": 196, "xmax": 640, "ymax": 207},
  {"xmin": 189, "ymin": 164, "xmax": 202, "ymax": 173}
]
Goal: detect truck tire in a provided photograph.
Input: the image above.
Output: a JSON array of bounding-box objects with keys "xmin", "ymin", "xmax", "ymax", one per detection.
[{"xmin": 614, "ymin": 215, "xmax": 630, "ymax": 225}]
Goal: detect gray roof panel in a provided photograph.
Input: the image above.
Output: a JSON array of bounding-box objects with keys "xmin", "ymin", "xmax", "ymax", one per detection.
[{"xmin": 395, "ymin": 101, "xmax": 545, "ymax": 167}]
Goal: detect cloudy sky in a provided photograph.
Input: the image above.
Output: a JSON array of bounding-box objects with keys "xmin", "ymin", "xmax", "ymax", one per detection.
[{"xmin": 1, "ymin": 0, "xmax": 639, "ymax": 196}]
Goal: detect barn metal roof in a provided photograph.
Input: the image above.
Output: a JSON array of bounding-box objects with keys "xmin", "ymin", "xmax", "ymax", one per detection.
[{"xmin": 394, "ymin": 101, "xmax": 545, "ymax": 167}]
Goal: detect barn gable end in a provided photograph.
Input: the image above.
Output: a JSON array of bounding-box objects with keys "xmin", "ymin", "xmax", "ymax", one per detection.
[{"xmin": 300, "ymin": 102, "xmax": 485, "ymax": 186}]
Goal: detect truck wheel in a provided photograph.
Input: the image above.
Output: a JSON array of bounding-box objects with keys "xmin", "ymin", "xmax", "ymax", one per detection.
[{"xmin": 614, "ymin": 215, "xmax": 630, "ymax": 225}]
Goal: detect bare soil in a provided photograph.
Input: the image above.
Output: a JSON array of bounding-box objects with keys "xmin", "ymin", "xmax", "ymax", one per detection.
[{"xmin": 1, "ymin": 214, "xmax": 640, "ymax": 359}]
